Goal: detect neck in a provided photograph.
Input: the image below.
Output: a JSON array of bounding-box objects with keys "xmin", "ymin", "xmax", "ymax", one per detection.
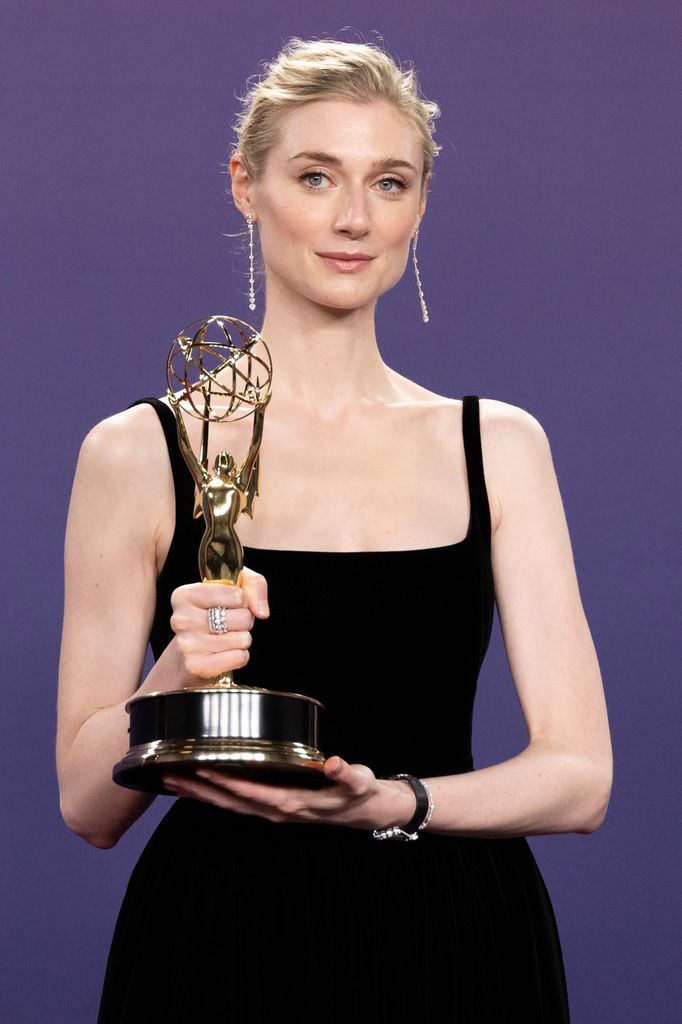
[{"xmin": 255, "ymin": 281, "xmax": 394, "ymax": 420}]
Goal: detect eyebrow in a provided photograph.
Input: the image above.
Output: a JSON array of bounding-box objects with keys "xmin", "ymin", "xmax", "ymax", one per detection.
[{"xmin": 288, "ymin": 150, "xmax": 418, "ymax": 174}]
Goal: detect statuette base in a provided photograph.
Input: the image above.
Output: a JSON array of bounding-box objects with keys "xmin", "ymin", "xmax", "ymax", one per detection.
[{"xmin": 113, "ymin": 685, "xmax": 329, "ymax": 794}]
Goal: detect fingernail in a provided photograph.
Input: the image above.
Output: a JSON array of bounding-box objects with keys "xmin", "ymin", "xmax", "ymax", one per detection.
[{"xmin": 258, "ymin": 599, "xmax": 270, "ymax": 616}]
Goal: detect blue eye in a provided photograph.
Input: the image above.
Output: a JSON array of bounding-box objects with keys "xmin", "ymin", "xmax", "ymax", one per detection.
[
  {"xmin": 298, "ymin": 170, "xmax": 408, "ymax": 195},
  {"xmin": 376, "ymin": 175, "xmax": 403, "ymax": 191},
  {"xmin": 299, "ymin": 171, "xmax": 328, "ymax": 190}
]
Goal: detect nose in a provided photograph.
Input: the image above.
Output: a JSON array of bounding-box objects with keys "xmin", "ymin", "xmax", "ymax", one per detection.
[{"xmin": 332, "ymin": 183, "xmax": 371, "ymax": 237}]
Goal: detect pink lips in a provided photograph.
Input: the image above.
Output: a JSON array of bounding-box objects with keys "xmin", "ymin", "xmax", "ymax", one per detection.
[{"xmin": 316, "ymin": 252, "xmax": 376, "ymax": 273}]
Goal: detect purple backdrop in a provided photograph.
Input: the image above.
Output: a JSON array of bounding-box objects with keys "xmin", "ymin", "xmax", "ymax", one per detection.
[{"xmin": 2, "ymin": 2, "xmax": 679, "ymax": 1020}]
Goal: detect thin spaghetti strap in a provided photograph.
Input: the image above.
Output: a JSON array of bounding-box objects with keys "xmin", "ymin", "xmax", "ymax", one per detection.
[
  {"xmin": 461, "ymin": 396, "xmax": 492, "ymax": 549},
  {"xmin": 126, "ymin": 397, "xmax": 195, "ymax": 525}
]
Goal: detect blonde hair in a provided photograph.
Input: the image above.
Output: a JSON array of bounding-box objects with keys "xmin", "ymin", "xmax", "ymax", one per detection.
[{"xmin": 229, "ymin": 36, "xmax": 442, "ymax": 194}]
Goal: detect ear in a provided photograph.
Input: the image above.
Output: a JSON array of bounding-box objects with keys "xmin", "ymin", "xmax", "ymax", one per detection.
[{"xmin": 229, "ymin": 154, "xmax": 256, "ymax": 218}]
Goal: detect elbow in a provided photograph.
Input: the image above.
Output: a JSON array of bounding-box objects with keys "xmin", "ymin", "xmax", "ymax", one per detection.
[
  {"xmin": 577, "ymin": 763, "xmax": 613, "ymax": 835},
  {"xmin": 81, "ymin": 830, "xmax": 120, "ymax": 850},
  {"xmin": 60, "ymin": 799, "xmax": 119, "ymax": 850},
  {"xmin": 577, "ymin": 804, "xmax": 608, "ymax": 835},
  {"xmin": 67, "ymin": 818, "xmax": 120, "ymax": 850}
]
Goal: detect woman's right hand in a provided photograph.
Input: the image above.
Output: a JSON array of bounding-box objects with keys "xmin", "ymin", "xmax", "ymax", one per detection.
[{"xmin": 169, "ymin": 567, "xmax": 270, "ymax": 681}]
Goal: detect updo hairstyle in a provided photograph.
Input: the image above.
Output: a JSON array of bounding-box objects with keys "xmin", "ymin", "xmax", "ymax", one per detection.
[{"xmin": 229, "ymin": 36, "xmax": 442, "ymax": 196}]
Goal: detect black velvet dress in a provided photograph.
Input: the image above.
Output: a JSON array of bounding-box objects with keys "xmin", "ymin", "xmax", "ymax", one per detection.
[{"xmin": 97, "ymin": 395, "xmax": 570, "ymax": 1022}]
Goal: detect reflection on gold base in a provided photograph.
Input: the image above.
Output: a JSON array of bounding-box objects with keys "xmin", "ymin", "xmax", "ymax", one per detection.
[{"xmin": 113, "ymin": 736, "xmax": 330, "ymax": 794}]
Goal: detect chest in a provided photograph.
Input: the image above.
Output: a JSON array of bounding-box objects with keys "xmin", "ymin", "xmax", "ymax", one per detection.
[
  {"xmin": 158, "ymin": 402, "xmax": 471, "ymax": 559},
  {"xmin": 244, "ymin": 433, "xmax": 468, "ymax": 548}
]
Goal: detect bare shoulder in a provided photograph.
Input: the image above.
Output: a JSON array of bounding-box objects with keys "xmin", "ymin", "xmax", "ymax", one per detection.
[
  {"xmin": 79, "ymin": 401, "xmax": 166, "ymax": 471},
  {"xmin": 478, "ymin": 397, "xmax": 550, "ymax": 445},
  {"xmin": 477, "ymin": 398, "xmax": 555, "ymax": 535},
  {"xmin": 71, "ymin": 400, "xmax": 173, "ymax": 542}
]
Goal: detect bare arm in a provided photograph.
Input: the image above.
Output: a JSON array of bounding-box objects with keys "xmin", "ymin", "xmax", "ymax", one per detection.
[
  {"xmin": 423, "ymin": 400, "xmax": 613, "ymax": 837},
  {"xmin": 56, "ymin": 407, "xmax": 192, "ymax": 847},
  {"xmin": 55, "ymin": 405, "xmax": 266, "ymax": 849}
]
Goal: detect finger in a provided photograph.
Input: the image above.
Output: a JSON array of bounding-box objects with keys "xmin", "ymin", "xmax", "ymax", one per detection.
[
  {"xmin": 241, "ymin": 566, "xmax": 270, "ymax": 619},
  {"xmin": 171, "ymin": 770, "xmax": 301, "ymax": 823},
  {"xmin": 188, "ymin": 768, "xmax": 374, "ymax": 826},
  {"xmin": 195, "ymin": 769, "xmax": 290, "ymax": 803},
  {"xmin": 163, "ymin": 773, "xmax": 266, "ymax": 817},
  {"xmin": 193, "ymin": 769, "xmax": 344, "ymax": 822},
  {"xmin": 173, "ymin": 581, "xmax": 247, "ymax": 610},
  {"xmin": 174, "ymin": 581, "xmax": 246, "ymax": 608},
  {"xmin": 178, "ymin": 628, "xmax": 253, "ymax": 657},
  {"xmin": 171, "ymin": 606, "xmax": 255, "ymax": 637},
  {"xmin": 196, "ymin": 606, "xmax": 255, "ymax": 632},
  {"xmin": 323, "ymin": 757, "xmax": 372, "ymax": 795},
  {"xmin": 200, "ymin": 580, "xmax": 247, "ymax": 608},
  {"xmin": 182, "ymin": 646, "xmax": 251, "ymax": 679}
]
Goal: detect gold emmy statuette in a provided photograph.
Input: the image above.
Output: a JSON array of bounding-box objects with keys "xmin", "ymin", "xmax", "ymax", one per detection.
[{"xmin": 112, "ymin": 315, "xmax": 328, "ymax": 794}]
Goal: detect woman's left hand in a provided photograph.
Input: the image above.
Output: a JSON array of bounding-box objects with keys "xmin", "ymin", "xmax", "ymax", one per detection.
[{"xmin": 161, "ymin": 756, "xmax": 416, "ymax": 831}]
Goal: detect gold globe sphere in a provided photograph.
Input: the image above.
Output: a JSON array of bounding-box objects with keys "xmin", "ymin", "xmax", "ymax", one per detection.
[{"xmin": 166, "ymin": 315, "xmax": 272, "ymax": 424}]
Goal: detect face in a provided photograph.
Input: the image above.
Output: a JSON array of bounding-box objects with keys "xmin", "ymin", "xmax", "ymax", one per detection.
[{"xmin": 231, "ymin": 99, "xmax": 428, "ymax": 313}]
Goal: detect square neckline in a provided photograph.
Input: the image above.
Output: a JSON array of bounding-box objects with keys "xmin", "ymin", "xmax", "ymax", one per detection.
[
  {"xmin": 241, "ymin": 535, "xmax": 472, "ymax": 557},
  {"xmin": 133, "ymin": 394, "xmax": 485, "ymax": 561},
  {"xmin": 237, "ymin": 401, "xmax": 477, "ymax": 561},
  {"xmin": 241, "ymin": 503, "xmax": 473, "ymax": 557},
  {"xmin": 239, "ymin": 402, "xmax": 475, "ymax": 558},
  {"xmin": 239, "ymin": 401, "xmax": 479, "ymax": 557}
]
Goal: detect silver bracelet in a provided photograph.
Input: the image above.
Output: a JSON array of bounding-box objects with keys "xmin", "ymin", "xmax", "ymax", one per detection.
[{"xmin": 372, "ymin": 774, "xmax": 435, "ymax": 841}]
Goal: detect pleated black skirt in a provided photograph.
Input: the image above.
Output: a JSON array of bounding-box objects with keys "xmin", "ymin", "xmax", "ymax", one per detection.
[{"xmin": 97, "ymin": 799, "xmax": 570, "ymax": 1022}]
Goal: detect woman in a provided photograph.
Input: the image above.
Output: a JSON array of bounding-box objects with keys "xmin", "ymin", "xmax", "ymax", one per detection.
[{"xmin": 56, "ymin": 37, "xmax": 613, "ymax": 1021}]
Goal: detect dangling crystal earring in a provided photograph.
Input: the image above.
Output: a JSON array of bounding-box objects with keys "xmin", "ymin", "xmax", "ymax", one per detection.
[
  {"xmin": 246, "ymin": 212, "xmax": 256, "ymax": 312},
  {"xmin": 412, "ymin": 227, "xmax": 429, "ymax": 323}
]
